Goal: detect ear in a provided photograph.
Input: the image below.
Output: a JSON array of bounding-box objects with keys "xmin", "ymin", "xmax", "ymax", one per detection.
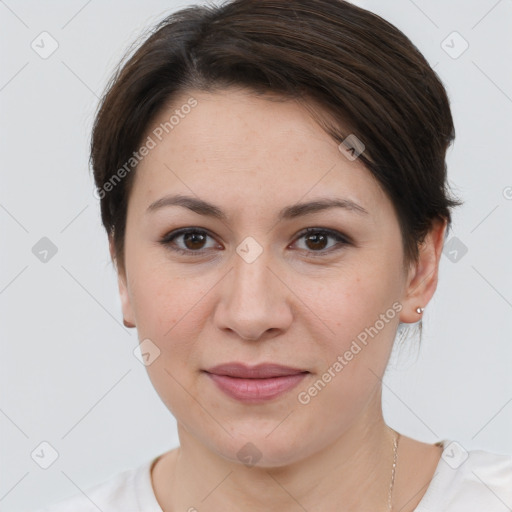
[
  {"xmin": 109, "ymin": 235, "xmax": 136, "ymax": 329},
  {"xmin": 399, "ymin": 217, "xmax": 448, "ymax": 323}
]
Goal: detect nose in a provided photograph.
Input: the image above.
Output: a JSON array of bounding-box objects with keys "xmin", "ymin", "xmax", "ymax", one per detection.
[{"xmin": 213, "ymin": 246, "xmax": 293, "ymax": 342}]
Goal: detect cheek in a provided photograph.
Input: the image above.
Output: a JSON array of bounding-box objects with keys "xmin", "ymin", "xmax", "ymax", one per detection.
[
  {"xmin": 127, "ymin": 260, "xmax": 224, "ymax": 391},
  {"xmin": 128, "ymin": 255, "xmax": 209, "ymax": 338},
  {"xmin": 295, "ymin": 259, "xmax": 403, "ymax": 390},
  {"xmin": 292, "ymin": 277, "xmax": 400, "ymax": 430},
  {"xmin": 300, "ymin": 264, "xmax": 400, "ymax": 341},
  {"xmin": 129, "ymin": 268, "xmax": 209, "ymax": 420}
]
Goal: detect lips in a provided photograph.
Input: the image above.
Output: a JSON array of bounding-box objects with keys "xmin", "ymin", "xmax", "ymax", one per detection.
[
  {"xmin": 205, "ymin": 362, "xmax": 307, "ymax": 378},
  {"xmin": 203, "ymin": 363, "xmax": 309, "ymax": 402}
]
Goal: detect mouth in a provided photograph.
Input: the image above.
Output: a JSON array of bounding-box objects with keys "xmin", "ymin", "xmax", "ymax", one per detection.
[{"xmin": 203, "ymin": 363, "xmax": 310, "ymax": 403}]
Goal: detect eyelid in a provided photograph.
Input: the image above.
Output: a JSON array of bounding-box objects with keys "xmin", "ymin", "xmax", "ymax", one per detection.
[{"xmin": 293, "ymin": 227, "xmax": 352, "ymax": 245}]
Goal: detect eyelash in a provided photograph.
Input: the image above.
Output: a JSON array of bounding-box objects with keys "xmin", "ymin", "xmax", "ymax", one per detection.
[{"xmin": 159, "ymin": 227, "xmax": 351, "ymax": 258}]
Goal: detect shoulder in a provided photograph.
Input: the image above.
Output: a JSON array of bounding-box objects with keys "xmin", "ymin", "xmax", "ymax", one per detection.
[
  {"xmin": 33, "ymin": 457, "xmax": 160, "ymax": 512},
  {"xmin": 416, "ymin": 440, "xmax": 512, "ymax": 511}
]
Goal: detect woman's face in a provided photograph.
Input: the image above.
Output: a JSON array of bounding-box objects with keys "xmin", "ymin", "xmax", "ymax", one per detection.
[{"xmin": 116, "ymin": 88, "xmax": 418, "ymax": 466}]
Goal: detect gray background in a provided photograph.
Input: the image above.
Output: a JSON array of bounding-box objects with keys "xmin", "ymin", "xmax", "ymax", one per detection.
[{"xmin": 1, "ymin": 1, "xmax": 511, "ymax": 510}]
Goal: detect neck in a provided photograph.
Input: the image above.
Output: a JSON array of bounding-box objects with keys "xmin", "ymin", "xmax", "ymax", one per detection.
[{"xmin": 159, "ymin": 393, "xmax": 398, "ymax": 511}]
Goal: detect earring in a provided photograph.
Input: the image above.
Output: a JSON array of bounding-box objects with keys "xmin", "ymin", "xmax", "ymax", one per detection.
[
  {"xmin": 123, "ymin": 318, "xmax": 135, "ymax": 328},
  {"xmin": 415, "ymin": 307, "xmax": 424, "ymax": 314}
]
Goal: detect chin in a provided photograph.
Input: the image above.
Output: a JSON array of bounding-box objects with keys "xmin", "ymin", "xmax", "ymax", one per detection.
[{"xmin": 207, "ymin": 426, "xmax": 313, "ymax": 469}]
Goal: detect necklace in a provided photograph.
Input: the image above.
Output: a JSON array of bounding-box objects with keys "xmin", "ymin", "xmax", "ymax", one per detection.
[{"xmin": 388, "ymin": 430, "xmax": 401, "ymax": 511}]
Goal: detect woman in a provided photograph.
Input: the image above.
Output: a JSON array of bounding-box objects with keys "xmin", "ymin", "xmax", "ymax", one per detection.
[{"xmin": 36, "ymin": 0, "xmax": 512, "ymax": 510}]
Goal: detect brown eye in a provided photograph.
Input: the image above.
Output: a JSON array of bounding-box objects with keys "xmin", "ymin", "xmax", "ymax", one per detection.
[
  {"xmin": 160, "ymin": 226, "xmax": 350, "ymax": 258},
  {"xmin": 293, "ymin": 228, "xmax": 350, "ymax": 256},
  {"xmin": 182, "ymin": 231, "xmax": 207, "ymax": 250},
  {"xmin": 304, "ymin": 232, "xmax": 329, "ymax": 251},
  {"xmin": 160, "ymin": 228, "xmax": 220, "ymax": 256}
]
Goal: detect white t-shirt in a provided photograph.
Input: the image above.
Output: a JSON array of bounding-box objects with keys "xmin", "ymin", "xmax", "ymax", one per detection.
[{"xmin": 34, "ymin": 440, "xmax": 512, "ymax": 511}]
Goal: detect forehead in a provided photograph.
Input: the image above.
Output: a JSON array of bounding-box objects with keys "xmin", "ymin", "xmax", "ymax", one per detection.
[{"xmin": 130, "ymin": 88, "xmax": 389, "ymax": 218}]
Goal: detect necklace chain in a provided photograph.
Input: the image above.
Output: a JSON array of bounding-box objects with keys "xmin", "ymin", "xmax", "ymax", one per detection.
[{"xmin": 388, "ymin": 430, "xmax": 400, "ymax": 511}]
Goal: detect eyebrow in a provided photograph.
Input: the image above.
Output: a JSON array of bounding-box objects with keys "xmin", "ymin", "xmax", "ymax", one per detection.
[{"xmin": 146, "ymin": 194, "xmax": 369, "ymax": 220}]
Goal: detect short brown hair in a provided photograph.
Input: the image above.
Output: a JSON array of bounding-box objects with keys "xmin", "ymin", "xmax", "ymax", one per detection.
[{"xmin": 90, "ymin": 0, "xmax": 462, "ymax": 278}]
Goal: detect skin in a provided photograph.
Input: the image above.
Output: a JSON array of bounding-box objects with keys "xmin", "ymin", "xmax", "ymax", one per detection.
[{"xmin": 111, "ymin": 87, "xmax": 447, "ymax": 511}]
